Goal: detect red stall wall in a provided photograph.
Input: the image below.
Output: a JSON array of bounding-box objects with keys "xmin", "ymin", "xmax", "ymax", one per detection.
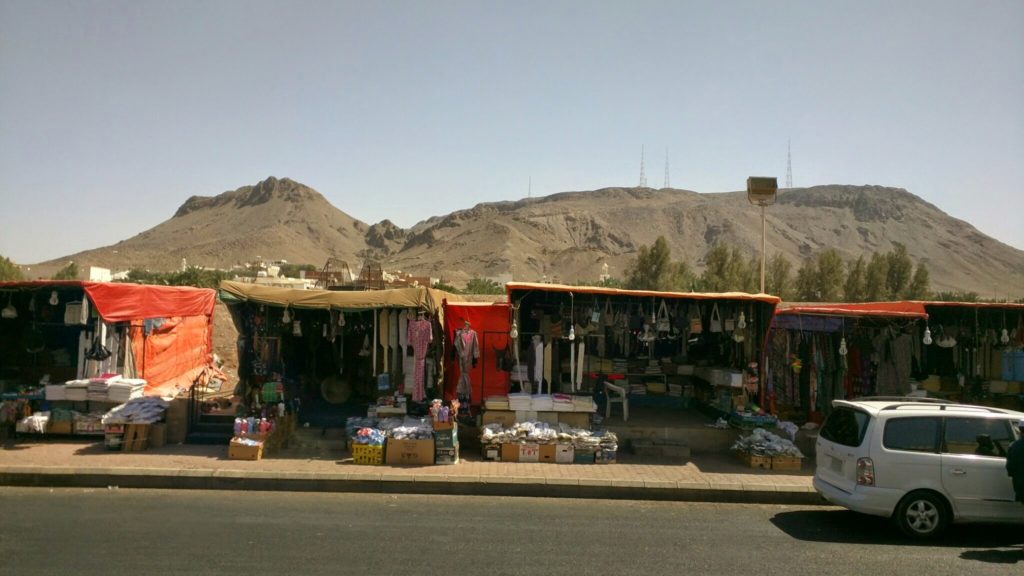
[{"xmin": 443, "ymin": 302, "xmax": 511, "ymax": 406}]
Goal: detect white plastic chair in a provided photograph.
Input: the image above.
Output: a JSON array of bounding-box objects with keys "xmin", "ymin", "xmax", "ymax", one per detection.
[{"xmin": 603, "ymin": 381, "xmax": 628, "ymax": 422}]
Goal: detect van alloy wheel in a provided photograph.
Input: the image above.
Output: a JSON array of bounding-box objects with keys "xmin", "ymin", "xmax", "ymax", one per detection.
[{"xmin": 895, "ymin": 492, "xmax": 949, "ymax": 539}]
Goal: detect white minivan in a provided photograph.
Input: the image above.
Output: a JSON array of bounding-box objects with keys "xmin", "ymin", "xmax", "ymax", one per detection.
[{"xmin": 814, "ymin": 397, "xmax": 1024, "ymax": 538}]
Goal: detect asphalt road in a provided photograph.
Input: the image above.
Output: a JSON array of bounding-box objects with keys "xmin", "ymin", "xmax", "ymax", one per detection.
[{"xmin": 1, "ymin": 488, "xmax": 1021, "ymax": 575}]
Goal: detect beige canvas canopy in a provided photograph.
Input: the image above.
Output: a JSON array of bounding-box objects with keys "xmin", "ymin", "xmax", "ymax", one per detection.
[{"xmin": 219, "ymin": 280, "xmax": 459, "ymax": 313}]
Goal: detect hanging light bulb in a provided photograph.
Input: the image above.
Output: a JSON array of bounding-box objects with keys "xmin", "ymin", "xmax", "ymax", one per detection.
[
  {"xmin": 1001, "ymin": 328, "xmax": 1010, "ymax": 344},
  {"xmin": 49, "ymin": 290, "xmax": 59, "ymax": 306},
  {"xmin": 281, "ymin": 307, "xmax": 291, "ymax": 324},
  {"xmin": 568, "ymin": 324, "xmax": 576, "ymax": 341},
  {"xmin": 737, "ymin": 311, "xmax": 747, "ymax": 330},
  {"xmin": 839, "ymin": 337, "xmax": 848, "ymax": 356},
  {"xmin": 510, "ymin": 320, "xmax": 519, "ymax": 340},
  {"xmin": 923, "ymin": 326, "xmax": 933, "ymax": 346}
]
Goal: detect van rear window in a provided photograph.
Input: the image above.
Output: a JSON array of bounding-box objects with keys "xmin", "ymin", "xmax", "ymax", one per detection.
[{"xmin": 820, "ymin": 407, "xmax": 870, "ymax": 447}]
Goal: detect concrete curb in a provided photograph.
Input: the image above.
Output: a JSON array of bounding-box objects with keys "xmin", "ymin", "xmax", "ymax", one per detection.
[{"xmin": 0, "ymin": 468, "xmax": 827, "ymax": 505}]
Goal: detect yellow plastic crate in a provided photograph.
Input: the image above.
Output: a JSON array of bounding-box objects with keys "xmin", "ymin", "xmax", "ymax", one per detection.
[{"xmin": 352, "ymin": 443, "xmax": 384, "ymax": 465}]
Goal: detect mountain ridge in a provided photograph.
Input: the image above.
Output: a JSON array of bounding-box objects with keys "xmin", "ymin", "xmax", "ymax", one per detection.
[{"xmin": 30, "ymin": 177, "xmax": 1024, "ymax": 298}]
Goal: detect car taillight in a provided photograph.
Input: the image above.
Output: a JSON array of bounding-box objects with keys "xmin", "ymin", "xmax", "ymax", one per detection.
[{"xmin": 857, "ymin": 457, "xmax": 874, "ymax": 486}]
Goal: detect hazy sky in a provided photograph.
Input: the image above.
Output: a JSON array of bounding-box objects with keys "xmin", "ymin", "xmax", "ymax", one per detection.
[{"xmin": 2, "ymin": 0, "xmax": 1022, "ymax": 264}]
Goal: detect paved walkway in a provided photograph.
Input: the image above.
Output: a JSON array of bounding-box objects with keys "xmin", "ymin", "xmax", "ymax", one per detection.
[{"xmin": 0, "ymin": 437, "xmax": 820, "ymax": 504}]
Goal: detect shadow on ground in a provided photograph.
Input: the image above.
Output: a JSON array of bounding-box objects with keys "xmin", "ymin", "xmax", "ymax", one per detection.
[{"xmin": 771, "ymin": 508, "xmax": 1024, "ymax": 561}]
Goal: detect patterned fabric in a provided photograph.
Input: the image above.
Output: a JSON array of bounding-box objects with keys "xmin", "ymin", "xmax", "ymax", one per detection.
[{"xmin": 408, "ymin": 318, "xmax": 433, "ymax": 402}]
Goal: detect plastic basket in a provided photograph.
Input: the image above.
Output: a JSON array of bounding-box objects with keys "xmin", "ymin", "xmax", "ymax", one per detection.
[{"xmin": 352, "ymin": 443, "xmax": 384, "ymax": 466}]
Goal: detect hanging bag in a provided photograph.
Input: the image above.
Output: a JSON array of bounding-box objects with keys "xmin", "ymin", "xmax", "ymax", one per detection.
[
  {"xmin": 709, "ymin": 303, "xmax": 723, "ymax": 333},
  {"xmin": 602, "ymin": 299, "xmax": 615, "ymax": 327},
  {"xmin": 656, "ymin": 299, "xmax": 671, "ymax": 333},
  {"xmin": 689, "ymin": 305, "xmax": 703, "ymax": 334}
]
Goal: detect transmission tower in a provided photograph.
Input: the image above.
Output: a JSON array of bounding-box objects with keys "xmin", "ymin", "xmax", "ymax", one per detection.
[
  {"xmin": 786, "ymin": 140, "xmax": 793, "ymax": 189},
  {"xmin": 663, "ymin": 148, "xmax": 670, "ymax": 189},
  {"xmin": 638, "ymin": 145, "xmax": 647, "ymax": 188}
]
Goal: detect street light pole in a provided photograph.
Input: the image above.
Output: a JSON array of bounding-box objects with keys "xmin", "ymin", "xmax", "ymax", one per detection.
[{"xmin": 746, "ymin": 177, "xmax": 778, "ymax": 294}]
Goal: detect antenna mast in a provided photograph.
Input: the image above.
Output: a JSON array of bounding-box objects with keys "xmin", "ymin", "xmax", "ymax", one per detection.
[
  {"xmin": 786, "ymin": 140, "xmax": 793, "ymax": 189},
  {"xmin": 663, "ymin": 148, "xmax": 670, "ymax": 189},
  {"xmin": 639, "ymin": 145, "xmax": 647, "ymax": 188}
]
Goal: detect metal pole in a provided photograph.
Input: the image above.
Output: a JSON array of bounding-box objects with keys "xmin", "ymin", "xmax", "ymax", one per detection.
[{"xmin": 760, "ymin": 204, "xmax": 766, "ymax": 293}]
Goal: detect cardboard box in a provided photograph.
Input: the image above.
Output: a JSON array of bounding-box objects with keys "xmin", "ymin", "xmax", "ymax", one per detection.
[
  {"xmin": 500, "ymin": 443, "xmax": 520, "ymax": 463},
  {"xmin": 149, "ymin": 423, "xmax": 166, "ymax": 449},
  {"xmin": 558, "ymin": 412, "xmax": 590, "ymax": 429},
  {"xmin": 518, "ymin": 443, "xmax": 540, "ymax": 463},
  {"xmin": 352, "ymin": 443, "xmax": 384, "ymax": 465},
  {"xmin": 48, "ymin": 420, "xmax": 72, "ymax": 435},
  {"xmin": 482, "ymin": 443, "xmax": 502, "ymax": 461},
  {"xmin": 482, "ymin": 410, "xmax": 517, "ymax": 428},
  {"xmin": 385, "ymin": 438, "xmax": 434, "ymax": 466},
  {"xmin": 435, "ymin": 446, "xmax": 459, "ymax": 465},
  {"xmin": 432, "ymin": 420, "xmax": 457, "ymax": 431},
  {"xmin": 573, "ymin": 449, "xmax": 595, "ymax": 464},
  {"xmin": 165, "ymin": 397, "xmax": 188, "ymax": 445},
  {"xmin": 539, "ymin": 443, "xmax": 557, "ymax": 463},
  {"xmin": 228, "ymin": 438, "xmax": 263, "ymax": 461},
  {"xmin": 122, "ymin": 424, "xmax": 149, "ymax": 452},
  {"xmin": 555, "ymin": 444, "xmax": 574, "ymax": 464},
  {"xmin": 990, "ymin": 380, "xmax": 1009, "ymax": 394}
]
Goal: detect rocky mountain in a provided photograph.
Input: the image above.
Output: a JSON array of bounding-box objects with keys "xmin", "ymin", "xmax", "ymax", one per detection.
[{"xmin": 35, "ymin": 177, "xmax": 1024, "ymax": 298}]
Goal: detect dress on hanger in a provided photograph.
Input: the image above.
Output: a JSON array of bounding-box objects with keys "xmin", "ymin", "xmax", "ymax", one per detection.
[
  {"xmin": 408, "ymin": 316, "xmax": 433, "ymax": 402},
  {"xmin": 453, "ymin": 324, "xmax": 480, "ymax": 400}
]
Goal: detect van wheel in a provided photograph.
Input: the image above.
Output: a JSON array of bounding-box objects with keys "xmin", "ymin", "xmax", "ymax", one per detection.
[{"xmin": 894, "ymin": 491, "xmax": 949, "ymax": 539}]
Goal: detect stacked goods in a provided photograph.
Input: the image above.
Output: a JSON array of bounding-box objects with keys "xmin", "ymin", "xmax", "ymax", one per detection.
[
  {"xmin": 731, "ymin": 427, "xmax": 805, "ymax": 470},
  {"xmin": 551, "ymin": 393, "xmax": 574, "ymax": 412},
  {"xmin": 351, "ymin": 426, "xmax": 386, "ymax": 465},
  {"xmin": 484, "ymin": 395, "xmax": 509, "ymax": 410},
  {"xmin": 571, "ymin": 396, "xmax": 597, "ymax": 412},
  {"xmin": 107, "ymin": 378, "xmax": 146, "ymax": 403},
  {"xmin": 530, "ymin": 394, "xmax": 553, "ymax": 411},
  {"xmin": 668, "ymin": 383, "xmax": 683, "ymax": 397},
  {"xmin": 88, "ymin": 375, "xmax": 120, "ymax": 401},
  {"xmin": 479, "ymin": 421, "xmax": 618, "ymax": 464},
  {"xmin": 64, "ymin": 380, "xmax": 89, "ymax": 401},
  {"xmin": 385, "ymin": 419, "xmax": 434, "ymax": 465},
  {"xmin": 73, "ymin": 412, "xmax": 104, "ymax": 435},
  {"xmin": 44, "ymin": 383, "xmax": 66, "ymax": 401},
  {"xmin": 507, "ymin": 392, "xmax": 532, "ymax": 411},
  {"xmin": 101, "ymin": 396, "xmax": 169, "ymax": 425}
]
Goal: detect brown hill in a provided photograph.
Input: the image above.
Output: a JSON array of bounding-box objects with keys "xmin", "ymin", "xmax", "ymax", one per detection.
[{"xmin": 34, "ymin": 177, "xmax": 1024, "ymax": 299}]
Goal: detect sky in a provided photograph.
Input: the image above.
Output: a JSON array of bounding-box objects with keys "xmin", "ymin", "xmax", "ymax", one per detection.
[{"xmin": 1, "ymin": 0, "xmax": 1022, "ymax": 264}]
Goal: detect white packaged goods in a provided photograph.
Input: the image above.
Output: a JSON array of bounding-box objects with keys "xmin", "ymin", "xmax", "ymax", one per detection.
[
  {"xmin": 731, "ymin": 428, "xmax": 804, "ymax": 458},
  {"xmin": 101, "ymin": 396, "xmax": 169, "ymax": 425}
]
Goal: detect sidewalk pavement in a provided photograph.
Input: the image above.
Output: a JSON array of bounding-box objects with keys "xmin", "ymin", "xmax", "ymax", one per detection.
[{"xmin": 0, "ymin": 438, "xmax": 823, "ymax": 505}]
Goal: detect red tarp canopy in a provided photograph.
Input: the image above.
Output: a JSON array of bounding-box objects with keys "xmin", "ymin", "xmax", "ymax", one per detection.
[
  {"xmin": 442, "ymin": 301, "xmax": 512, "ymax": 406},
  {"xmin": 0, "ymin": 281, "xmax": 217, "ymax": 396},
  {"xmin": 775, "ymin": 301, "xmax": 929, "ymax": 319}
]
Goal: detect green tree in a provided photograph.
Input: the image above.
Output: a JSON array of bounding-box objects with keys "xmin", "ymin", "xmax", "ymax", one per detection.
[
  {"xmin": 886, "ymin": 243, "xmax": 913, "ymax": 298},
  {"xmin": 699, "ymin": 243, "xmax": 732, "ymax": 292},
  {"xmin": 432, "ymin": 281, "xmax": 461, "ymax": 294},
  {"xmin": 816, "ymin": 248, "xmax": 846, "ymax": 301},
  {"xmin": 464, "ymin": 277, "xmax": 504, "ymax": 294},
  {"xmin": 844, "ymin": 256, "xmax": 867, "ymax": 302},
  {"xmin": 52, "ymin": 262, "xmax": 79, "ymax": 280},
  {"xmin": 904, "ymin": 263, "xmax": 931, "ymax": 300},
  {"xmin": 626, "ymin": 236, "xmax": 675, "ymax": 291},
  {"xmin": 278, "ymin": 263, "xmax": 317, "ymax": 278},
  {"xmin": 864, "ymin": 253, "xmax": 889, "ymax": 301},
  {"xmin": 794, "ymin": 259, "xmax": 819, "ymax": 301},
  {"xmin": 0, "ymin": 255, "xmax": 24, "ymax": 281},
  {"xmin": 933, "ymin": 291, "xmax": 978, "ymax": 302},
  {"xmin": 765, "ymin": 253, "xmax": 793, "ymax": 300}
]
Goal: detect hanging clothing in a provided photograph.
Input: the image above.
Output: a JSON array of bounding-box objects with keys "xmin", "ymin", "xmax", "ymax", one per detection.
[
  {"xmin": 408, "ymin": 318, "xmax": 433, "ymax": 402},
  {"xmin": 379, "ymin": 309, "xmax": 391, "ymax": 375},
  {"xmin": 398, "ymin": 310, "xmax": 410, "ymax": 350},
  {"xmin": 389, "ymin": 309, "xmax": 400, "ymax": 374},
  {"xmin": 453, "ymin": 326, "xmax": 480, "ymax": 399},
  {"xmin": 529, "ymin": 335, "xmax": 544, "ymax": 390},
  {"xmin": 574, "ymin": 341, "xmax": 586, "ymax": 391},
  {"xmin": 543, "ymin": 341, "xmax": 553, "ymax": 394}
]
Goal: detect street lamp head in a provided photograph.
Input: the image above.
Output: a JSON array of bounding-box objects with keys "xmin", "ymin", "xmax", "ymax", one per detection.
[{"xmin": 747, "ymin": 176, "xmax": 778, "ymax": 207}]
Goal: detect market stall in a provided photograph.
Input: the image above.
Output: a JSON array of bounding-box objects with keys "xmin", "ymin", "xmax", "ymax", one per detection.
[
  {"xmin": 218, "ymin": 281, "xmax": 461, "ymax": 427},
  {"xmin": 766, "ymin": 301, "xmax": 930, "ymax": 423},
  {"xmin": 501, "ymin": 282, "xmax": 780, "ymax": 425},
  {"xmin": 917, "ymin": 301, "xmax": 1024, "ymax": 410},
  {"xmin": 0, "ymin": 280, "xmax": 220, "ymax": 442}
]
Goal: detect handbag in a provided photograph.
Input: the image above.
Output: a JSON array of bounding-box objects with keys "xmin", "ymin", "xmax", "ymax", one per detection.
[
  {"xmin": 689, "ymin": 305, "xmax": 703, "ymax": 334},
  {"xmin": 709, "ymin": 303, "xmax": 722, "ymax": 333},
  {"xmin": 656, "ymin": 300, "xmax": 671, "ymax": 333},
  {"xmin": 85, "ymin": 335, "xmax": 111, "ymax": 361}
]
